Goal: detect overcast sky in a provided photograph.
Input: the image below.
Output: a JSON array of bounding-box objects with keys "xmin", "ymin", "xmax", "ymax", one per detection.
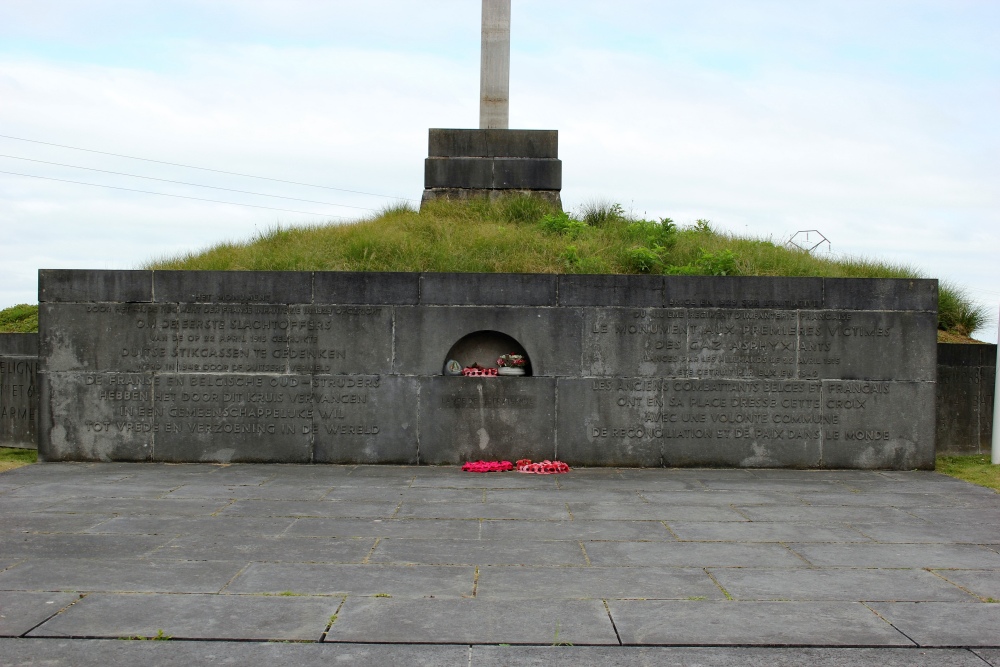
[{"xmin": 1, "ymin": 0, "xmax": 997, "ymax": 340}]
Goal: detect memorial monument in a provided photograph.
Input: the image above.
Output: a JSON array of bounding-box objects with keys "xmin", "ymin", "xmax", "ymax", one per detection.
[
  {"xmin": 421, "ymin": 0, "xmax": 562, "ymax": 208},
  {"xmin": 37, "ymin": 270, "xmax": 938, "ymax": 469}
]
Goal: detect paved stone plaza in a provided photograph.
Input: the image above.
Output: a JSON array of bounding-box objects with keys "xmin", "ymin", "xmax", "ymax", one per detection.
[{"xmin": 1, "ymin": 463, "xmax": 999, "ymax": 665}]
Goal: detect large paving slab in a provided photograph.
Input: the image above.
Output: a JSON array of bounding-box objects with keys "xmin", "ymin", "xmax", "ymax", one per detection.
[
  {"xmin": 867, "ymin": 602, "xmax": 1000, "ymax": 647},
  {"xmin": 325, "ymin": 598, "xmax": 619, "ymax": 644},
  {"xmin": 0, "ymin": 640, "xmax": 993, "ymax": 667},
  {"xmin": 0, "ymin": 592, "xmax": 79, "ymax": 637},
  {"xmin": 1, "ymin": 462, "xmax": 998, "ymax": 656},
  {"xmin": 607, "ymin": 600, "xmax": 914, "ymax": 646},
  {"xmin": 27, "ymin": 593, "xmax": 341, "ymax": 641}
]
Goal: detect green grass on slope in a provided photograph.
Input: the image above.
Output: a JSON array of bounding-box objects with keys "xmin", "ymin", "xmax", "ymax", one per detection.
[
  {"xmin": 0, "ymin": 198, "xmax": 986, "ymax": 336},
  {"xmin": 0, "ymin": 304, "xmax": 38, "ymax": 333},
  {"xmin": 144, "ymin": 197, "xmax": 987, "ymax": 338}
]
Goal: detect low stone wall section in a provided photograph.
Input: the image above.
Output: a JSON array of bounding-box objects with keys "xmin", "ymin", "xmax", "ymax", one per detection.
[
  {"xmin": 0, "ymin": 333, "xmax": 38, "ymax": 449},
  {"xmin": 37, "ymin": 270, "xmax": 938, "ymax": 468},
  {"xmin": 937, "ymin": 343, "xmax": 996, "ymax": 455}
]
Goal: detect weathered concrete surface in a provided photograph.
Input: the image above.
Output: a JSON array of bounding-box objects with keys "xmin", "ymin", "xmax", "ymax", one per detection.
[
  {"xmin": 937, "ymin": 343, "xmax": 996, "ymax": 454},
  {"xmin": 0, "ymin": 334, "xmax": 37, "ymax": 449},
  {"xmin": 37, "ymin": 272, "xmax": 939, "ymax": 468},
  {"xmin": 421, "ymin": 130, "xmax": 562, "ymax": 208},
  {"xmin": 1, "ymin": 464, "xmax": 999, "ymax": 664}
]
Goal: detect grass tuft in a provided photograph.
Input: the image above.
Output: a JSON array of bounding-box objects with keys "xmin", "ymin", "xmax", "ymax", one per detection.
[
  {"xmin": 0, "ymin": 448, "xmax": 36, "ymax": 473},
  {"xmin": 935, "ymin": 455, "xmax": 1000, "ymax": 492}
]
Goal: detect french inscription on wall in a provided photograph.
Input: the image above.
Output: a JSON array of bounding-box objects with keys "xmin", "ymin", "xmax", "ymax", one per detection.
[
  {"xmin": 0, "ymin": 356, "xmax": 37, "ymax": 446},
  {"xmin": 38, "ymin": 271, "xmax": 937, "ymax": 468}
]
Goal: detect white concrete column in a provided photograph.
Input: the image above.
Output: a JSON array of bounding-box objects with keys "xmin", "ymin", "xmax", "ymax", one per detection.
[{"xmin": 480, "ymin": 0, "xmax": 510, "ymax": 129}]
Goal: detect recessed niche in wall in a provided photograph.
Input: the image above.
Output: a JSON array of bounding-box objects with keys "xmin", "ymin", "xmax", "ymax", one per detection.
[{"xmin": 442, "ymin": 330, "xmax": 532, "ymax": 376}]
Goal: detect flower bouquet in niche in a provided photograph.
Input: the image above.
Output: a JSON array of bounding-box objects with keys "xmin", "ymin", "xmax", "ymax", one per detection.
[{"xmin": 496, "ymin": 353, "xmax": 527, "ymax": 376}]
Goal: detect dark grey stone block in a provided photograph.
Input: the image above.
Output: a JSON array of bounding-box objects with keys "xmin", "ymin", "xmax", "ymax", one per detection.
[
  {"xmin": 471, "ymin": 646, "xmax": 987, "ymax": 667},
  {"xmin": 311, "ymin": 375, "xmax": 418, "ymax": 464},
  {"xmin": 937, "ymin": 343, "xmax": 996, "ymax": 455},
  {"xmin": 558, "ymin": 274, "xmax": 665, "ymax": 307},
  {"xmin": 285, "ymin": 304, "xmax": 394, "ymax": 375},
  {"xmin": 418, "ymin": 376, "xmax": 556, "ymax": 465},
  {"xmin": 152, "ymin": 373, "xmax": 313, "ymax": 463},
  {"xmin": 581, "ymin": 308, "xmax": 687, "ymax": 377},
  {"xmin": 225, "ymin": 563, "xmax": 475, "ymax": 597},
  {"xmin": 392, "ymin": 306, "xmax": 584, "ymax": 377},
  {"xmin": 424, "ymin": 157, "xmax": 493, "ymax": 189},
  {"xmin": 39, "ymin": 371, "xmax": 155, "ymax": 462},
  {"xmin": 219, "ymin": 499, "xmax": 399, "ymax": 518},
  {"xmin": 39, "ymin": 269, "xmax": 152, "ymax": 303},
  {"xmin": 420, "ymin": 273, "xmax": 558, "ymax": 306},
  {"xmin": 824, "ymin": 278, "xmax": 938, "ymax": 312},
  {"xmin": 867, "ymin": 602, "xmax": 1000, "ymax": 647},
  {"xmin": 285, "ymin": 518, "xmax": 480, "ymax": 539},
  {"xmin": 479, "ymin": 519, "xmax": 674, "ymax": 542},
  {"xmin": 788, "ymin": 543, "xmax": 1000, "ymax": 568},
  {"xmin": 607, "ymin": 600, "xmax": 913, "ymax": 645},
  {"xmin": 428, "ymin": 128, "xmax": 558, "ymax": 158},
  {"xmin": 28, "ymin": 592, "xmax": 341, "ymax": 641},
  {"xmin": 325, "ymin": 598, "xmax": 618, "ymax": 644},
  {"xmin": 371, "ymin": 539, "xmax": 587, "ymax": 567},
  {"xmin": 710, "ymin": 567, "xmax": 976, "ymax": 602},
  {"xmin": 0, "ymin": 534, "xmax": 171, "ymax": 560},
  {"xmin": 0, "ymin": 350, "xmax": 37, "ymax": 449},
  {"xmin": 492, "ymin": 158, "xmax": 561, "ymax": 189},
  {"xmin": 0, "ymin": 639, "xmax": 470, "ymax": 667},
  {"xmin": 821, "ymin": 381, "xmax": 935, "ymax": 469},
  {"xmin": 40, "ymin": 303, "xmax": 180, "ymax": 373},
  {"xmin": 0, "ymin": 558, "xmax": 245, "ymax": 594},
  {"xmin": 584, "ymin": 541, "xmax": 805, "ymax": 567},
  {"xmin": 665, "ymin": 276, "xmax": 824, "ymax": 309},
  {"xmin": 556, "ymin": 378, "xmax": 665, "ymax": 466},
  {"xmin": 156, "ymin": 535, "xmax": 374, "ymax": 563},
  {"xmin": 0, "ymin": 591, "xmax": 79, "ymax": 637},
  {"xmin": 152, "ymin": 271, "xmax": 311, "ymax": 304},
  {"xmin": 685, "ymin": 308, "xmax": 799, "ymax": 380},
  {"xmin": 0, "ymin": 333, "xmax": 38, "ymax": 356},
  {"xmin": 805, "ymin": 311, "xmax": 937, "ymax": 382},
  {"xmin": 475, "ymin": 566, "xmax": 725, "ymax": 600},
  {"xmin": 933, "ymin": 570, "xmax": 1000, "ymax": 602},
  {"xmin": 313, "ymin": 271, "xmax": 418, "ymax": 305}
]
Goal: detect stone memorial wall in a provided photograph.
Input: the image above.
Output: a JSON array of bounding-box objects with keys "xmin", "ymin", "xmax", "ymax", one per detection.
[
  {"xmin": 38, "ymin": 270, "xmax": 938, "ymax": 468},
  {"xmin": 0, "ymin": 333, "xmax": 38, "ymax": 449},
  {"xmin": 937, "ymin": 343, "xmax": 996, "ymax": 455}
]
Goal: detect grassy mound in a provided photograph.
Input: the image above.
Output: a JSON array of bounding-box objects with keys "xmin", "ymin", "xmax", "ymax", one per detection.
[
  {"xmin": 0, "ymin": 198, "xmax": 989, "ymax": 338},
  {"xmin": 0, "ymin": 303, "xmax": 38, "ymax": 333}
]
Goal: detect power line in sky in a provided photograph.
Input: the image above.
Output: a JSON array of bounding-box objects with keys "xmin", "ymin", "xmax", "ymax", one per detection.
[
  {"xmin": 0, "ymin": 134, "xmax": 417, "ymax": 202},
  {"xmin": 0, "ymin": 170, "xmax": 350, "ymax": 219},
  {"xmin": 0, "ymin": 154, "xmax": 378, "ymax": 211}
]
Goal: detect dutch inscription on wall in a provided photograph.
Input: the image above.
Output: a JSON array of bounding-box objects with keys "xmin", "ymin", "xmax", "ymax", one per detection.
[{"xmin": 38, "ymin": 271, "xmax": 938, "ymax": 468}]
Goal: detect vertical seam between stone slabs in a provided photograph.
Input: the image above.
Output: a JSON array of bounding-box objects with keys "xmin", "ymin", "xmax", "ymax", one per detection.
[
  {"xmin": 19, "ymin": 593, "xmax": 86, "ymax": 638},
  {"xmin": 925, "ymin": 568, "xmax": 991, "ymax": 602},
  {"xmin": 218, "ymin": 560, "xmax": 254, "ymax": 593},
  {"xmin": 310, "ymin": 271, "xmax": 316, "ymax": 464},
  {"xmin": 578, "ymin": 541, "xmax": 591, "ymax": 565},
  {"xmin": 860, "ymin": 601, "xmax": 920, "ymax": 646},
  {"xmin": 778, "ymin": 541, "xmax": 815, "ymax": 566},
  {"xmin": 703, "ymin": 568, "xmax": 733, "ymax": 600},
  {"xmin": 414, "ymin": 375, "xmax": 422, "ymax": 465},
  {"xmin": 602, "ymin": 599, "xmax": 623, "ymax": 645},
  {"xmin": 319, "ymin": 594, "xmax": 348, "ymax": 642}
]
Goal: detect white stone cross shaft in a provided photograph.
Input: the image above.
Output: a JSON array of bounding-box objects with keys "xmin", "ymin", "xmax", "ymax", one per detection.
[{"xmin": 480, "ymin": 0, "xmax": 510, "ymax": 129}]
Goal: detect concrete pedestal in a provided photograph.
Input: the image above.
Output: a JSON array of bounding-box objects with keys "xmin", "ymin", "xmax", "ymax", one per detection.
[{"xmin": 421, "ymin": 129, "xmax": 562, "ymax": 209}]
